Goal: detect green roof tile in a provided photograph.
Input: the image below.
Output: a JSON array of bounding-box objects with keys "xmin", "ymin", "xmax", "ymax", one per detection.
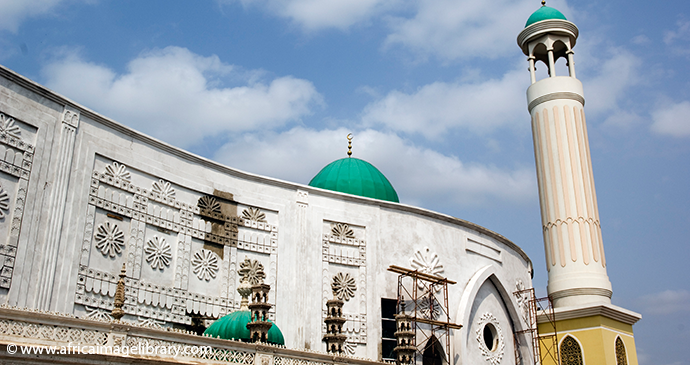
[
  {"xmin": 203, "ymin": 310, "xmax": 285, "ymax": 345},
  {"xmin": 308, "ymin": 158, "xmax": 399, "ymax": 203},
  {"xmin": 525, "ymin": 6, "xmax": 567, "ymax": 27}
]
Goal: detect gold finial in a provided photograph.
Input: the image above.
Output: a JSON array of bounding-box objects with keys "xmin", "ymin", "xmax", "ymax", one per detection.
[
  {"xmin": 112, "ymin": 263, "xmax": 126, "ymax": 320},
  {"xmin": 541, "ymin": 0, "xmax": 546, "ymax": 5},
  {"xmin": 347, "ymin": 133, "xmax": 353, "ymax": 157}
]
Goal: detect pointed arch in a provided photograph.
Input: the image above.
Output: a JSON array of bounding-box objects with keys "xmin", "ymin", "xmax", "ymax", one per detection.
[
  {"xmin": 457, "ymin": 265, "xmax": 527, "ymax": 332},
  {"xmin": 455, "ymin": 265, "xmax": 531, "ymax": 365},
  {"xmin": 422, "ymin": 335, "xmax": 446, "ymax": 365},
  {"xmin": 552, "ymin": 40, "xmax": 569, "ymax": 61},
  {"xmin": 560, "ymin": 335, "xmax": 584, "ymax": 365},
  {"xmin": 615, "ymin": 336, "xmax": 628, "ymax": 365}
]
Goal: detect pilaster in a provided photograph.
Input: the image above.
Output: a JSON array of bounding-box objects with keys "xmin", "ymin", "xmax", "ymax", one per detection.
[{"xmin": 35, "ymin": 107, "xmax": 79, "ymax": 310}]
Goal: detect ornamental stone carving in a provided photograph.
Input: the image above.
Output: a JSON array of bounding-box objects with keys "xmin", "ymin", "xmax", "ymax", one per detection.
[
  {"xmin": 138, "ymin": 317, "xmax": 164, "ymax": 329},
  {"xmin": 198, "ymin": 196, "xmax": 221, "ymax": 213},
  {"xmin": 514, "ymin": 280, "xmax": 530, "ymax": 324},
  {"xmin": 410, "ymin": 247, "xmax": 443, "ymax": 277},
  {"xmin": 332, "ymin": 272, "xmax": 356, "ymax": 301},
  {"xmin": 85, "ymin": 306, "xmax": 112, "ymax": 321},
  {"xmin": 0, "ymin": 113, "xmax": 21, "ymax": 138},
  {"xmin": 419, "ymin": 294, "xmax": 440, "ymax": 320},
  {"xmin": 191, "ymin": 249, "xmax": 219, "ymax": 281},
  {"xmin": 331, "ymin": 223, "xmax": 355, "ymax": 238},
  {"xmin": 238, "ymin": 257, "xmax": 265, "ymax": 285},
  {"xmin": 342, "ymin": 340, "xmax": 356, "ymax": 355},
  {"xmin": 104, "ymin": 161, "xmax": 131, "ymax": 181},
  {"xmin": 151, "ymin": 179, "xmax": 175, "ymax": 199},
  {"xmin": 144, "ymin": 236, "xmax": 172, "ymax": 270},
  {"xmin": 475, "ymin": 312, "xmax": 505, "ymax": 365},
  {"xmin": 242, "ymin": 207, "xmax": 266, "ymax": 222},
  {"xmin": 410, "ymin": 247, "xmax": 444, "ymax": 291},
  {"xmin": 0, "ymin": 185, "xmax": 9, "ymax": 219},
  {"xmin": 94, "ymin": 222, "xmax": 125, "ymax": 258}
]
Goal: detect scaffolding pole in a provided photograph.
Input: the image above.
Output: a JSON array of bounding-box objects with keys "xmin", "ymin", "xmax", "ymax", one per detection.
[
  {"xmin": 388, "ymin": 265, "xmax": 461, "ymax": 365},
  {"xmin": 513, "ymin": 287, "xmax": 559, "ymax": 365}
]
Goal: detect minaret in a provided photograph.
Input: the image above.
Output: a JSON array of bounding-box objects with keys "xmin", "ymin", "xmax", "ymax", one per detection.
[
  {"xmin": 518, "ymin": 3, "xmax": 640, "ymax": 365},
  {"xmin": 518, "ymin": 1, "xmax": 611, "ymax": 308}
]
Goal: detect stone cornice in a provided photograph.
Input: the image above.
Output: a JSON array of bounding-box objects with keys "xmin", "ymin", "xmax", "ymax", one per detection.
[{"xmin": 537, "ymin": 303, "xmax": 641, "ymax": 326}]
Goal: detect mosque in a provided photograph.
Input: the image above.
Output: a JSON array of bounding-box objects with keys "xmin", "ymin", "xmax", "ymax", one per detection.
[{"xmin": 0, "ymin": 3, "xmax": 639, "ymax": 365}]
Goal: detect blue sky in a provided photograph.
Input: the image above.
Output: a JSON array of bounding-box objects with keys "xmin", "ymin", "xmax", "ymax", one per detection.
[{"xmin": 1, "ymin": 0, "xmax": 689, "ymax": 363}]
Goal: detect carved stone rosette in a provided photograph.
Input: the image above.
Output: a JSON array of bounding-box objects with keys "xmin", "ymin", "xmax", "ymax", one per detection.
[
  {"xmin": 191, "ymin": 249, "xmax": 219, "ymax": 281},
  {"xmin": 332, "ymin": 272, "xmax": 356, "ymax": 302},
  {"xmin": 95, "ymin": 222, "xmax": 126, "ymax": 258},
  {"xmin": 144, "ymin": 236, "xmax": 172, "ymax": 270},
  {"xmin": 410, "ymin": 247, "xmax": 444, "ymax": 286}
]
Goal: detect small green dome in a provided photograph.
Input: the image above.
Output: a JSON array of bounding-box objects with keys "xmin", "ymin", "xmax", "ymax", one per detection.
[
  {"xmin": 309, "ymin": 157, "xmax": 399, "ymax": 203},
  {"xmin": 203, "ymin": 311, "xmax": 285, "ymax": 345},
  {"xmin": 525, "ymin": 6, "xmax": 567, "ymax": 27}
]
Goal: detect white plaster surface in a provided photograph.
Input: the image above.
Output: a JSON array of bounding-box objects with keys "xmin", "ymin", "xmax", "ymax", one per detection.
[{"xmin": 0, "ymin": 65, "xmax": 534, "ymax": 364}]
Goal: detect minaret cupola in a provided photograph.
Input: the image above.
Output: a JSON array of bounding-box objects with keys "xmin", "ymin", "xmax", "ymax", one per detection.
[{"xmin": 518, "ymin": 1, "xmax": 579, "ymax": 84}]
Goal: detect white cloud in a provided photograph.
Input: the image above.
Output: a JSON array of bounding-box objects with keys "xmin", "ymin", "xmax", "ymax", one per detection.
[
  {"xmin": 638, "ymin": 289, "xmax": 690, "ymax": 315},
  {"xmin": 664, "ymin": 20, "xmax": 690, "ymax": 57},
  {"xmin": 0, "ymin": 0, "xmax": 83, "ymax": 32},
  {"xmin": 578, "ymin": 47, "xmax": 641, "ymax": 116},
  {"xmin": 41, "ymin": 46, "xmax": 323, "ymax": 148},
  {"xmin": 361, "ymin": 67, "xmax": 528, "ymax": 138},
  {"xmin": 601, "ymin": 110, "xmax": 644, "ymax": 129},
  {"xmin": 664, "ymin": 19, "xmax": 690, "ymax": 46},
  {"xmin": 651, "ymin": 101, "xmax": 690, "ymax": 137},
  {"xmin": 631, "ymin": 34, "xmax": 650, "ymax": 45},
  {"xmin": 384, "ymin": 0, "xmax": 572, "ymax": 61},
  {"xmin": 226, "ymin": 0, "xmax": 401, "ymax": 30},
  {"xmin": 224, "ymin": 0, "xmax": 576, "ymax": 62},
  {"xmin": 214, "ymin": 128, "xmax": 535, "ymax": 208}
]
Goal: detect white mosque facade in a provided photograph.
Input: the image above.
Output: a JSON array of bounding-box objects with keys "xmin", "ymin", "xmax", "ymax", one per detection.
[{"xmin": 0, "ymin": 4, "xmax": 638, "ymax": 365}]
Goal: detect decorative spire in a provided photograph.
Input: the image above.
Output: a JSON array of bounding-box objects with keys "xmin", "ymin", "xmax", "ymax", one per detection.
[
  {"xmin": 347, "ymin": 133, "xmax": 353, "ymax": 157},
  {"xmin": 323, "ymin": 287, "xmax": 347, "ymax": 354},
  {"xmin": 237, "ymin": 276, "xmax": 252, "ymax": 310},
  {"xmin": 541, "ymin": 0, "xmax": 546, "ymax": 5},
  {"xmin": 112, "ymin": 263, "xmax": 126, "ymax": 320},
  {"xmin": 238, "ymin": 256, "xmax": 265, "ymax": 310}
]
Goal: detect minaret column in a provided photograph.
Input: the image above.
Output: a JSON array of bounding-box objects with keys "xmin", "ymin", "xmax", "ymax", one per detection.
[
  {"xmin": 518, "ymin": 15, "xmax": 612, "ymax": 308},
  {"xmin": 518, "ymin": 8, "xmax": 641, "ymax": 365},
  {"xmin": 547, "ymin": 49, "xmax": 556, "ymax": 77}
]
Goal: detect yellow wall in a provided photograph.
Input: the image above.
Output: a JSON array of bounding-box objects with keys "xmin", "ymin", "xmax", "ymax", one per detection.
[{"xmin": 537, "ymin": 315, "xmax": 638, "ymax": 365}]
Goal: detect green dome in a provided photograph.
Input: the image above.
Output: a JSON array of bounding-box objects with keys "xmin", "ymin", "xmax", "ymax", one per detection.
[
  {"xmin": 309, "ymin": 157, "xmax": 399, "ymax": 203},
  {"xmin": 203, "ymin": 311, "xmax": 285, "ymax": 345},
  {"xmin": 525, "ymin": 6, "xmax": 567, "ymax": 27}
]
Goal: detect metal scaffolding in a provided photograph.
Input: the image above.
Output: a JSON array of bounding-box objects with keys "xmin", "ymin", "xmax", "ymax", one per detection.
[
  {"xmin": 513, "ymin": 287, "xmax": 559, "ymax": 365},
  {"xmin": 387, "ymin": 265, "xmax": 461, "ymax": 365}
]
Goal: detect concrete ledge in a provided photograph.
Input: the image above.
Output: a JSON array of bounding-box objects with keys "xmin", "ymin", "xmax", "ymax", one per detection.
[{"xmin": 537, "ymin": 303, "xmax": 642, "ymax": 326}]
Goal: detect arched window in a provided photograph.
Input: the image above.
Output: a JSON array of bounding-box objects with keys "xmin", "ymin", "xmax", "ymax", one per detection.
[
  {"xmin": 560, "ymin": 335, "xmax": 583, "ymax": 365},
  {"xmin": 615, "ymin": 337, "xmax": 628, "ymax": 365},
  {"xmin": 422, "ymin": 335, "xmax": 445, "ymax": 365}
]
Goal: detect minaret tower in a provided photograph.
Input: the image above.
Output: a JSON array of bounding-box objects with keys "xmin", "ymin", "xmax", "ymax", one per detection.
[
  {"xmin": 518, "ymin": 3, "xmax": 640, "ymax": 364},
  {"xmin": 518, "ymin": 1, "xmax": 611, "ymax": 309}
]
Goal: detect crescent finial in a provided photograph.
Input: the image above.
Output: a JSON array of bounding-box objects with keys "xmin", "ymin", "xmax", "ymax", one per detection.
[{"xmin": 347, "ymin": 134, "xmax": 353, "ymax": 157}]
